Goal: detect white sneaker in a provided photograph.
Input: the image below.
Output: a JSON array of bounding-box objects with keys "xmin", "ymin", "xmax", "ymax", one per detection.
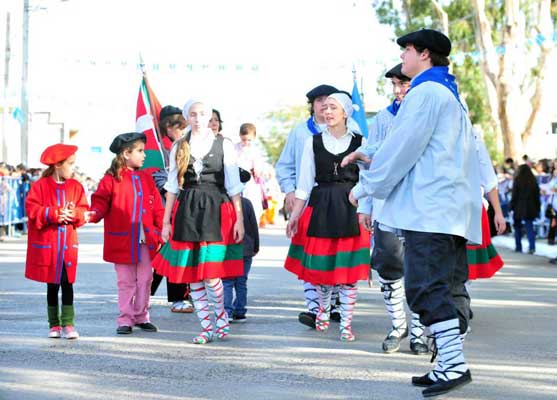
[
  {"xmin": 48, "ymin": 326, "xmax": 62, "ymax": 339},
  {"xmin": 62, "ymin": 325, "xmax": 80, "ymax": 339}
]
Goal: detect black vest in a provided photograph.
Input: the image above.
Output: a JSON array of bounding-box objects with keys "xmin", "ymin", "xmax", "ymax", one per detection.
[
  {"xmin": 181, "ymin": 133, "xmax": 225, "ymax": 189},
  {"xmin": 172, "ymin": 133, "xmax": 229, "ymax": 242},
  {"xmin": 313, "ymin": 134, "xmax": 361, "ymax": 185},
  {"xmin": 307, "ymin": 133, "xmax": 362, "ymax": 238}
]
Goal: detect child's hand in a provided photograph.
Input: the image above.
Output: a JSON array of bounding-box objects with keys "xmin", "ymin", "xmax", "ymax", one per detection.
[
  {"xmin": 162, "ymin": 221, "xmax": 171, "ymax": 242},
  {"xmin": 84, "ymin": 211, "xmax": 96, "ymax": 223},
  {"xmin": 233, "ymin": 220, "xmax": 244, "ymax": 243},
  {"xmin": 349, "ymin": 191, "xmax": 358, "ymax": 208},
  {"xmin": 286, "ymin": 216, "xmax": 299, "ymax": 238}
]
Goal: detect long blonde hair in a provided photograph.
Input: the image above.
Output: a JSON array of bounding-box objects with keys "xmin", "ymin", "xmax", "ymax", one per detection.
[
  {"xmin": 106, "ymin": 139, "xmax": 143, "ymax": 181},
  {"xmin": 175, "ymin": 137, "xmax": 191, "ymax": 187}
]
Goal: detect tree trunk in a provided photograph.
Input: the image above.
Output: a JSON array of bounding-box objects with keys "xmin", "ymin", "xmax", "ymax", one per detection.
[{"xmin": 471, "ymin": 0, "xmax": 555, "ymax": 160}]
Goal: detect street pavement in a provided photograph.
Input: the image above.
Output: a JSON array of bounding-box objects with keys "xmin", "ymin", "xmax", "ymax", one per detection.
[{"xmin": 1, "ymin": 222, "xmax": 556, "ymax": 400}]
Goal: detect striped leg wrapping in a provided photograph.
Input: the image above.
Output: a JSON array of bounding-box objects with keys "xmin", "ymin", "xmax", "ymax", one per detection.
[
  {"xmin": 428, "ymin": 319, "xmax": 469, "ymax": 382},
  {"xmin": 190, "ymin": 282, "xmax": 213, "ymax": 344},
  {"xmin": 379, "ymin": 277, "xmax": 407, "ymax": 337},
  {"xmin": 206, "ymin": 279, "xmax": 229, "ymax": 339},
  {"xmin": 339, "ymin": 284, "xmax": 357, "ymax": 341},
  {"xmin": 316, "ymin": 285, "xmax": 333, "ymax": 332},
  {"xmin": 303, "ymin": 281, "xmax": 320, "ymax": 315}
]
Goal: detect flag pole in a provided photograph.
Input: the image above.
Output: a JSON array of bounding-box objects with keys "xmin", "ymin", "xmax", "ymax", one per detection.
[{"xmin": 138, "ymin": 53, "xmax": 166, "ymax": 167}]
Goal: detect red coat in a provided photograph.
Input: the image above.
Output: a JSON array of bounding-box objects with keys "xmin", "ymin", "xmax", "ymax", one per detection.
[
  {"xmin": 90, "ymin": 168, "xmax": 164, "ymax": 264},
  {"xmin": 25, "ymin": 176, "xmax": 88, "ymax": 284}
]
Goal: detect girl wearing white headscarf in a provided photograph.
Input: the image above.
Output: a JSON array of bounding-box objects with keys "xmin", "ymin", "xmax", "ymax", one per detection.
[
  {"xmin": 152, "ymin": 99, "xmax": 245, "ymax": 345},
  {"xmin": 284, "ymin": 92, "xmax": 370, "ymax": 342}
]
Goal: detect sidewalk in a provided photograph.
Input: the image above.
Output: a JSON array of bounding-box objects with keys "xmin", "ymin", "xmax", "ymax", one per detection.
[{"xmin": 492, "ymin": 234, "xmax": 557, "ymax": 259}]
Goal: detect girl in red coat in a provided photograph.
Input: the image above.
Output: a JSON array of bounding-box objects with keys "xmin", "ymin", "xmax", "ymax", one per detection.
[
  {"xmin": 25, "ymin": 143, "xmax": 89, "ymax": 339},
  {"xmin": 88, "ymin": 132, "xmax": 164, "ymax": 335}
]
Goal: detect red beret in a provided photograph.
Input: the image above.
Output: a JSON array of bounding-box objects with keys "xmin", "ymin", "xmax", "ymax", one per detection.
[{"xmin": 40, "ymin": 144, "xmax": 78, "ymax": 166}]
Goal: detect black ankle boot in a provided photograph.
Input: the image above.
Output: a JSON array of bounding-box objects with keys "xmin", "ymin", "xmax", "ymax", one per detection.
[{"xmin": 422, "ymin": 370, "xmax": 472, "ymax": 397}]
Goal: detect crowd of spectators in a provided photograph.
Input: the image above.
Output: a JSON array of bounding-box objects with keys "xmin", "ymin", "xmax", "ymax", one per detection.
[{"xmin": 496, "ymin": 155, "xmax": 557, "ymax": 250}]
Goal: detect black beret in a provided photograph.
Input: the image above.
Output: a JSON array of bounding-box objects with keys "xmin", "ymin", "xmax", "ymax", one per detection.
[
  {"xmin": 396, "ymin": 29, "xmax": 451, "ymax": 57},
  {"xmin": 239, "ymin": 167, "xmax": 251, "ymax": 183},
  {"xmin": 159, "ymin": 105, "xmax": 182, "ymax": 121},
  {"xmin": 334, "ymin": 90, "xmax": 352, "ymax": 100},
  {"xmin": 306, "ymin": 84, "xmax": 338, "ymax": 101},
  {"xmin": 385, "ymin": 63, "xmax": 411, "ymax": 81},
  {"xmin": 109, "ymin": 132, "xmax": 147, "ymax": 154}
]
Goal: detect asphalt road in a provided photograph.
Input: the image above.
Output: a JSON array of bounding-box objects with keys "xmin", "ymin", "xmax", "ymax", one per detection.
[{"xmin": 1, "ymin": 223, "xmax": 556, "ymax": 400}]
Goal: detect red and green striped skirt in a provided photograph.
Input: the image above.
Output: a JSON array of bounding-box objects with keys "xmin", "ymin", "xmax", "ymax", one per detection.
[
  {"xmin": 284, "ymin": 206, "xmax": 371, "ymax": 285},
  {"xmin": 467, "ymin": 206, "xmax": 504, "ymax": 280},
  {"xmin": 152, "ymin": 201, "xmax": 244, "ymax": 283}
]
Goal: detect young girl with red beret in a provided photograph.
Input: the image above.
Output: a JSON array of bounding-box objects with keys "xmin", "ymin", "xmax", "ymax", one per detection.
[
  {"xmin": 87, "ymin": 132, "xmax": 164, "ymax": 335},
  {"xmin": 25, "ymin": 143, "xmax": 89, "ymax": 339}
]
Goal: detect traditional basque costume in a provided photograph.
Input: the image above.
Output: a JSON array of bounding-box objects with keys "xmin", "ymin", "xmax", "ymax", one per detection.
[
  {"xmin": 285, "ymin": 133, "xmax": 370, "ymax": 285},
  {"xmin": 153, "ymin": 129, "xmax": 244, "ymax": 344},
  {"xmin": 467, "ymin": 206, "xmax": 504, "ymax": 279},
  {"xmin": 285, "ymin": 128, "xmax": 370, "ymax": 341},
  {"xmin": 153, "ymin": 133, "xmax": 244, "ymax": 282}
]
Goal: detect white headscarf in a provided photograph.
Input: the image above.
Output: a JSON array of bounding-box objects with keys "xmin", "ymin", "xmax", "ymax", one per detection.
[
  {"xmin": 182, "ymin": 98, "xmax": 212, "ymax": 120},
  {"xmin": 327, "ymin": 92, "xmax": 357, "ymax": 118}
]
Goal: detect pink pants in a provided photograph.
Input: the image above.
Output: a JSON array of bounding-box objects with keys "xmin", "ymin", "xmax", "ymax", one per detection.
[{"xmin": 114, "ymin": 245, "xmax": 153, "ymax": 327}]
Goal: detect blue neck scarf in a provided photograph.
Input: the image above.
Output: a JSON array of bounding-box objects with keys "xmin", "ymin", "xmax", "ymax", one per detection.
[
  {"xmin": 306, "ymin": 117, "xmax": 321, "ymax": 135},
  {"xmin": 409, "ymin": 66, "xmax": 465, "ymax": 111},
  {"xmin": 386, "ymin": 99, "xmax": 401, "ymax": 116}
]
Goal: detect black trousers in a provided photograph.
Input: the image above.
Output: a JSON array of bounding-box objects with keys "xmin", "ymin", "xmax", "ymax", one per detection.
[
  {"xmin": 151, "ymin": 271, "xmax": 189, "ymax": 303},
  {"xmin": 371, "ymin": 222, "xmax": 405, "ymax": 281},
  {"xmin": 47, "ymin": 266, "xmax": 73, "ymax": 306},
  {"xmin": 402, "ymin": 230, "xmax": 470, "ymax": 334}
]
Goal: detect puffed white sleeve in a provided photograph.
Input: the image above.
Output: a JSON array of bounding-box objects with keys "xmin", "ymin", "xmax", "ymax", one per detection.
[
  {"xmin": 163, "ymin": 144, "xmax": 179, "ymax": 194},
  {"xmin": 294, "ymin": 136, "xmax": 316, "ymax": 201},
  {"xmin": 223, "ymin": 138, "xmax": 244, "ymax": 197}
]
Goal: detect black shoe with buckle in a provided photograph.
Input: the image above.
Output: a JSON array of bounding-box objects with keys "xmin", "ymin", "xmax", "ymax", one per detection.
[
  {"xmin": 382, "ymin": 326, "xmax": 408, "ymax": 353},
  {"xmin": 135, "ymin": 322, "xmax": 158, "ymax": 332},
  {"xmin": 422, "ymin": 370, "xmax": 472, "ymax": 397},
  {"xmin": 298, "ymin": 312, "xmax": 316, "ymax": 329},
  {"xmin": 116, "ymin": 325, "xmax": 133, "ymax": 335}
]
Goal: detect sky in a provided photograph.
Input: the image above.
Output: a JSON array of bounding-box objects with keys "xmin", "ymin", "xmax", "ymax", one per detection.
[{"xmin": 1, "ymin": 0, "xmax": 402, "ymax": 177}]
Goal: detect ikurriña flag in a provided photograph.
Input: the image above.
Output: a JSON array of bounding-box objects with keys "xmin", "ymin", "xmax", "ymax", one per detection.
[{"xmin": 135, "ymin": 74, "xmax": 167, "ymax": 171}]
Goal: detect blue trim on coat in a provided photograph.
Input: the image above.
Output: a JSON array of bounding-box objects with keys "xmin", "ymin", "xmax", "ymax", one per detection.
[{"xmin": 107, "ymin": 231, "xmax": 129, "ymax": 236}]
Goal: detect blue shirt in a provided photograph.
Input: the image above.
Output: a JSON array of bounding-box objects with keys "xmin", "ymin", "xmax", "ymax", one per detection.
[
  {"xmin": 352, "ymin": 76, "xmax": 482, "ymax": 244},
  {"xmin": 356, "ymin": 107, "xmax": 396, "ymax": 219}
]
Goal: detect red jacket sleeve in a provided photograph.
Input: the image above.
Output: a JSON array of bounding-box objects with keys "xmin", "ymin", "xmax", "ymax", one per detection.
[
  {"xmin": 149, "ymin": 175, "xmax": 165, "ymax": 230},
  {"xmin": 71, "ymin": 182, "xmax": 90, "ymax": 227},
  {"xmin": 89, "ymin": 175, "xmax": 113, "ymax": 223},
  {"xmin": 25, "ymin": 181, "xmax": 60, "ymax": 230}
]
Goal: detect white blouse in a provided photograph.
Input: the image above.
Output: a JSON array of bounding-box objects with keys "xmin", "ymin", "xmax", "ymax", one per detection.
[{"xmin": 164, "ymin": 130, "xmax": 244, "ymax": 197}]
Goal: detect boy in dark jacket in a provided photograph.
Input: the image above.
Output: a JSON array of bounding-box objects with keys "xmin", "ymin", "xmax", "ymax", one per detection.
[{"xmin": 223, "ymin": 170, "xmax": 260, "ymax": 322}]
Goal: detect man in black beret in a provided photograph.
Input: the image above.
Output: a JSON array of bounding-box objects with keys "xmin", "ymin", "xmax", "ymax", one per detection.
[
  {"xmin": 347, "ymin": 63, "xmax": 428, "ymax": 356},
  {"xmin": 347, "ymin": 28, "xmax": 479, "ymax": 396},
  {"xmin": 109, "ymin": 132, "xmax": 146, "ymax": 154},
  {"xmin": 397, "ymin": 28, "xmax": 451, "ymax": 58}
]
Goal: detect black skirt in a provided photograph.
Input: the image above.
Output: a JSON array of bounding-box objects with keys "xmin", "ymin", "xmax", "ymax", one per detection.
[
  {"xmin": 172, "ymin": 183, "xmax": 230, "ymax": 242},
  {"xmin": 306, "ymin": 182, "xmax": 360, "ymax": 238}
]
